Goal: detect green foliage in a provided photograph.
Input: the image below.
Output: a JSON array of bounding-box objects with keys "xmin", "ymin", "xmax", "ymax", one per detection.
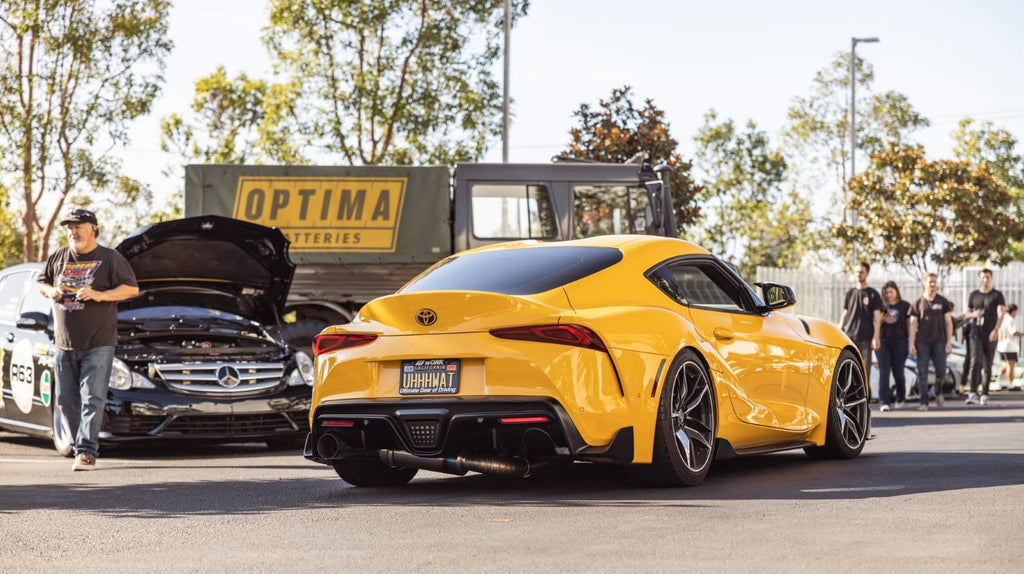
[
  {"xmin": 834, "ymin": 143, "xmax": 1024, "ymax": 276},
  {"xmin": 783, "ymin": 52, "xmax": 929, "ymax": 224},
  {"xmin": 165, "ymin": 0, "xmax": 527, "ymax": 168},
  {"xmin": 562, "ymin": 86, "xmax": 703, "ymax": 234},
  {"xmin": 0, "ymin": 0, "xmax": 172, "ymax": 261},
  {"xmin": 693, "ymin": 110, "xmax": 813, "ymax": 277},
  {"xmin": 0, "ymin": 181, "xmax": 23, "ymax": 265},
  {"xmin": 952, "ymin": 117, "xmax": 1024, "ymax": 260},
  {"xmin": 952, "ymin": 117, "xmax": 1024, "ymax": 191},
  {"xmin": 161, "ymin": 66, "xmax": 304, "ymax": 168}
]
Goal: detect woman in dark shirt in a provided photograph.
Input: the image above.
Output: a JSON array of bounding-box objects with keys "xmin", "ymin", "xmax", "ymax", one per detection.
[{"xmin": 878, "ymin": 280, "xmax": 912, "ymax": 411}]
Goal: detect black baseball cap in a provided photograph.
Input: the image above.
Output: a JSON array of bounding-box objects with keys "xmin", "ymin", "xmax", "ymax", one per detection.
[{"xmin": 60, "ymin": 208, "xmax": 98, "ymax": 226}]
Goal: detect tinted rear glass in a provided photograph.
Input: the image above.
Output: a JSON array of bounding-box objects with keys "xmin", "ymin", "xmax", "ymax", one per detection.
[{"xmin": 401, "ymin": 246, "xmax": 623, "ymax": 295}]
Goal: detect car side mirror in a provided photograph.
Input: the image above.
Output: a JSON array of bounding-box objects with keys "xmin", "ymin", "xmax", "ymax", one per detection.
[
  {"xmin": 756, "ymin": 282, "xmax": 797, "ymax": 311},
  {"xmin": 16, "ymin": 311, "xmax": 51, "ymax": 332}
]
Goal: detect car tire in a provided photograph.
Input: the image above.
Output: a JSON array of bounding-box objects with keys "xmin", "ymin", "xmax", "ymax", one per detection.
[
  {"xmin": 332, "ymin": 455, "xmax": 418, "ymax": 487},
  {"xmin": 631, "ymin": 349, "xmax": 717, "ymax": 487},
  {"xmin": 805, "ymin": 349, "xmax": 869, "ymax": 460}
]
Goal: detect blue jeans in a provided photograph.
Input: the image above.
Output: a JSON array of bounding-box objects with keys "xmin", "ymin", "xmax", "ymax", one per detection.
[
  {"xmin": 56, "ymin": 346, "xmax": 114, "ymax": 458},
  {"xmin": 876, "ymin": 338, "xmax": 908, "ymax": 406},
  {"xmin": 915, "ymin": 342, "xmax": 947, "ymax": 407}
]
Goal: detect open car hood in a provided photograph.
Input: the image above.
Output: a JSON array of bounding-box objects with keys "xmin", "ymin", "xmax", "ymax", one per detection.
[{"xmin": 115, "ymin": 216, "xmax": 295, "ymax": 326}]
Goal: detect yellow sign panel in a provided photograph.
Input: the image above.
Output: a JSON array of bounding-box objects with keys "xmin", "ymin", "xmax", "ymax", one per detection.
[{"xmin": 233, "ymin": 177, "xmax": 406, "ymax": 252}]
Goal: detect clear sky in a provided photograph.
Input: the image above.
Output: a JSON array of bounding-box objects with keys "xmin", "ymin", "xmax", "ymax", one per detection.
[{"xmin": 121, "ymin": 0, "xmax": 1024, "ymax": 198}]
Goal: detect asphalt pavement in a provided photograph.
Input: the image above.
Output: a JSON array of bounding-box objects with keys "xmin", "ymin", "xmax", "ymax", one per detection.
[{"xmin": 1, "ymin": 390, "xmax": 1023, "ymax": 573}]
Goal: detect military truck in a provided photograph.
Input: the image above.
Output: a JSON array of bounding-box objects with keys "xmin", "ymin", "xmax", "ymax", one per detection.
[{"xmin": 184, "ymin": 160, "xmax": 675, "ymax": 347}]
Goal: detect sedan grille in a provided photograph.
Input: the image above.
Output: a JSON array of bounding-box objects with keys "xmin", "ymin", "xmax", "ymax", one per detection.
[
  {"xmin": 153, "ymin": 362, "xmax": 285, "ymax": 395},
  {"xmin": 106, "ymin": 412, "xmax": 309, "ymax": 437}
]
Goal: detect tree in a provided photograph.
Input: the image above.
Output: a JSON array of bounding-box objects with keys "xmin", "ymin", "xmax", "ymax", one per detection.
[
  {"xmin": 834, "ymin": 143, "xmax": 1024, "ymax": 277},
  {"xmin": 0, "ymin": 0, "xmax": 172, "ymax": 261},
  {"xmin": 164, "ymin": 0, "xmax": 527, "ymax": 168},
  {"xmin": 160, "ymin": 66, "xmax": 304, "ymax": 167},
  {"xmin": 952, "ymin": 117, "xmax": 1024, "ymax": 192},
  {"xmin": 0, "ymin": 181, "xmax": 22, "ymax": 265},
  {"xmin": 563, "ymin": 86, "xmax": 703, "ymax": 234},
  {"xmin": 783, "ymin": 53, "xmax": 929, "ymax": 224},
  {"xmin": 692, "ymin": 110, "xmax": 813, "ymax": 277}
]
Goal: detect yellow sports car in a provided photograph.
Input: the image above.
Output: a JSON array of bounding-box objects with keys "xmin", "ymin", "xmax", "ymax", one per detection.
[{"xmin": 305, "ymin": 235, "xmax": 869, "ymax": 487}]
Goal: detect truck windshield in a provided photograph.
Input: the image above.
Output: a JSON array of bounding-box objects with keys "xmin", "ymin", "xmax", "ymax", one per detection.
[
  {"xmin": 574, "ymin": 185, "xmax": 654, "ymax": 238},
  {"xmin": 400, "ymin": 246, "xmax": 623, "ymax": 295}
]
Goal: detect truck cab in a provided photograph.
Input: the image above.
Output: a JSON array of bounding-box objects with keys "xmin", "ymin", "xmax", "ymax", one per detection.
[{"xmin": 453, "ymin": 160, "xmax": 674, "ymax": 252}]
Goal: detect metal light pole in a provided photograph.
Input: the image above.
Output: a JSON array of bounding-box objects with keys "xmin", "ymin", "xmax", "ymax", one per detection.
[
  {"xmin": 849, "ymin": 36, "xmax": 879, "ymax": 230},
  {"xmin": 502, "ymin": 0, "xmax": 511, "ymax": 163}
]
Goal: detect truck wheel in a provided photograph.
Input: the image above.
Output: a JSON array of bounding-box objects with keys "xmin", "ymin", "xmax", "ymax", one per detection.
[
  {"xmin": 332, "ymin": 456, "xmax": 418, "ymax": 487},
  {"xmin": 279, "ymin": 319, "xmax": 330, "ymax": 353}
]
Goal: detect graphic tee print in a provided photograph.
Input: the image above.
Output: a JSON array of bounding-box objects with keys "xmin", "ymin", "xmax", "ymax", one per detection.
[{"xmin": 56, "ymin": 260, "xmax": 103, "ymax": 311}]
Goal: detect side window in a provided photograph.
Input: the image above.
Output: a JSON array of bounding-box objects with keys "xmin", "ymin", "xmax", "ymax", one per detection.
[
  {"xmin": 573, "ymin": 185, "xmax": 654, "ymax": 238},
  {"xmin": 650, "ymin": 262, "xmax": 748, "ymax": 313},
  {"xmin": 0, "ymin": 272, "xmax": 31, "ymax": 324},
  {"xmin": 20, "ymin": 274, "xmax": 52, "ymax": 316},
  {"xmin": 470, "ymin": 184, "xmax": 557, "ymax": 239}
]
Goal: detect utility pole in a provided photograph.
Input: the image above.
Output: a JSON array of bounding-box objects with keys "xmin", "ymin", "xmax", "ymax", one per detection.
[
  {"xmin": 849, "ymin": 36, "xmax": 878, "ymax": 264},
  {"xmin": 502, "ymin": 0, "xmax": 511, "ymax": 163}
]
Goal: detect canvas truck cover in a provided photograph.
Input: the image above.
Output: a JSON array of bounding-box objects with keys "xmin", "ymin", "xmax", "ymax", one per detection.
[{"xmin": 184, "ymin": 164, "xmax": 452, "ymax": 265}]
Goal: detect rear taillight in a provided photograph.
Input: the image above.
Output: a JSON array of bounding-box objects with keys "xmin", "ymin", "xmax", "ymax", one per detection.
[
  {"xmin": 313, "ymin": 333, "xmax": 378, "ymax": 356},
  {"xmin": 489, "ymin": 324, "xmax": 608, "ymax": 352}
]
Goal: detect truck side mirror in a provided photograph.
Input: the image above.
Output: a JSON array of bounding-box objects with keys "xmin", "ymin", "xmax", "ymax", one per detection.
[{"xmin": 644, "ymin": 180, "xmax": 665, "ymax": 235}]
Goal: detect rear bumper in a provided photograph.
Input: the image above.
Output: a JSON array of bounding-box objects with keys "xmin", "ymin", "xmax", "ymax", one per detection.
[{"xmin": 303, "ymin": 397, "xmax": 633, "ymax": 465}]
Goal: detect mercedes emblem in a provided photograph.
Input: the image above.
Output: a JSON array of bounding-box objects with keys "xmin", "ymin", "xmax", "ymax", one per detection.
[{"xmin": 216, "ymin": 365, "xmax": 242, "ymax": 388}]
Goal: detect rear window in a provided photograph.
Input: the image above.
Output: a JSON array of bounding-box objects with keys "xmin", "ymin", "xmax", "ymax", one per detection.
[{"xmin": 401, "ymin": 246, "xmax": 623, "ymax": 295}]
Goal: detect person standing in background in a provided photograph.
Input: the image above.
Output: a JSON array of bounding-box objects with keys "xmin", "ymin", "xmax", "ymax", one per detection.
[
  {"xmin": 964, "ymin": 268, "xmax": 1006, "ymax": 406},
  {"xmin": 876, "ymin": 281, "xmax": 911, "ymax": 411},
  {"xmin": 909, "ymin": 273, "xmax": 955, "ymax": 410},
  {"xmin": 839, "ymin": 261, "xmax": 884, "ymax": 375},
  {"xmin": 997, "ymin": 303, "xmax": 1022, "ymax": 391}
]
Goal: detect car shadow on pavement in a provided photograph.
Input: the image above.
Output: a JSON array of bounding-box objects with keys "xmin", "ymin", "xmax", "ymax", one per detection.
[{"xmin": 4, "ymin": 448, "xmax": 1023, "ymax": 516}]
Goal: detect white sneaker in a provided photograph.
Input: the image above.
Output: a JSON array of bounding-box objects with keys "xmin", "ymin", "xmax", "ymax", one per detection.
[
  {"xmin": 879, "ymin": 404, "xmax": 890, "ymax": 412},
  {"xmin": 895, "ymin": 401, "xmax": 905, "ymax": 410},
  {"xmin": 980, "ymin": 394, "xmax": 990, "ymax": 406},
  {"xmin": 965, "ymin": 393, "xmax": 979, "ymax": 405}
]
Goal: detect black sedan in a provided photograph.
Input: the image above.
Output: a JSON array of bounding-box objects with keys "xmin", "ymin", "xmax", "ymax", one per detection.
[{"xmin": 0, "ymin": 216, "xmax": 312, "ymax": 455}]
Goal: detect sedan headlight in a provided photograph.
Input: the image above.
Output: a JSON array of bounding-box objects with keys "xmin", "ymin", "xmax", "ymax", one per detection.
[
  {"xmin": 109, "ymin": 358, "xmax": 155, "ymax": 390},
  {"xmin": 287, "ymin": 351, "xmax": 315, "ymax": 386}
]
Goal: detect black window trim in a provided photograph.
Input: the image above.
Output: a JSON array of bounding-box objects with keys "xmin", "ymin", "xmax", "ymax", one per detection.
[{"xmin": 645, "ymin": 254, "xmax": 764, "ymax": 316}]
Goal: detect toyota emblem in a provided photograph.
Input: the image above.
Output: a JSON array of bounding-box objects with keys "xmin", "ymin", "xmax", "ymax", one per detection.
[
  {"xmin": 216, "ymin": 365, "xmax": 242, "ymax": 388},
  {"xmin": 416, "ymin": 309, "xmax": 437, "ymax": 326}
]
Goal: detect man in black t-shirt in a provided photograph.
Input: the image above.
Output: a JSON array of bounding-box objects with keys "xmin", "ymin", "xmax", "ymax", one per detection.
[
  {"xmin": 838, "ymin": 261, "xmax": 884, "ymax": 373},
  {"xmin": 963, "ymin": 268, "xmax": 1006, "ymax": 406},
  {"xmin": 37, "ymin": 208, "xmax": 138, "ymax": 471},
  {"xmin": 908, "ymin": 272, "xmax": 954, "ymax": 408}
]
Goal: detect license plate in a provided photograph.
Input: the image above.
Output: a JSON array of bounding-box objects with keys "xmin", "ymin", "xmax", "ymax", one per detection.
[{"xmin": 399, "ymin": 359, "xmax": 460, "ymax": 395}]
